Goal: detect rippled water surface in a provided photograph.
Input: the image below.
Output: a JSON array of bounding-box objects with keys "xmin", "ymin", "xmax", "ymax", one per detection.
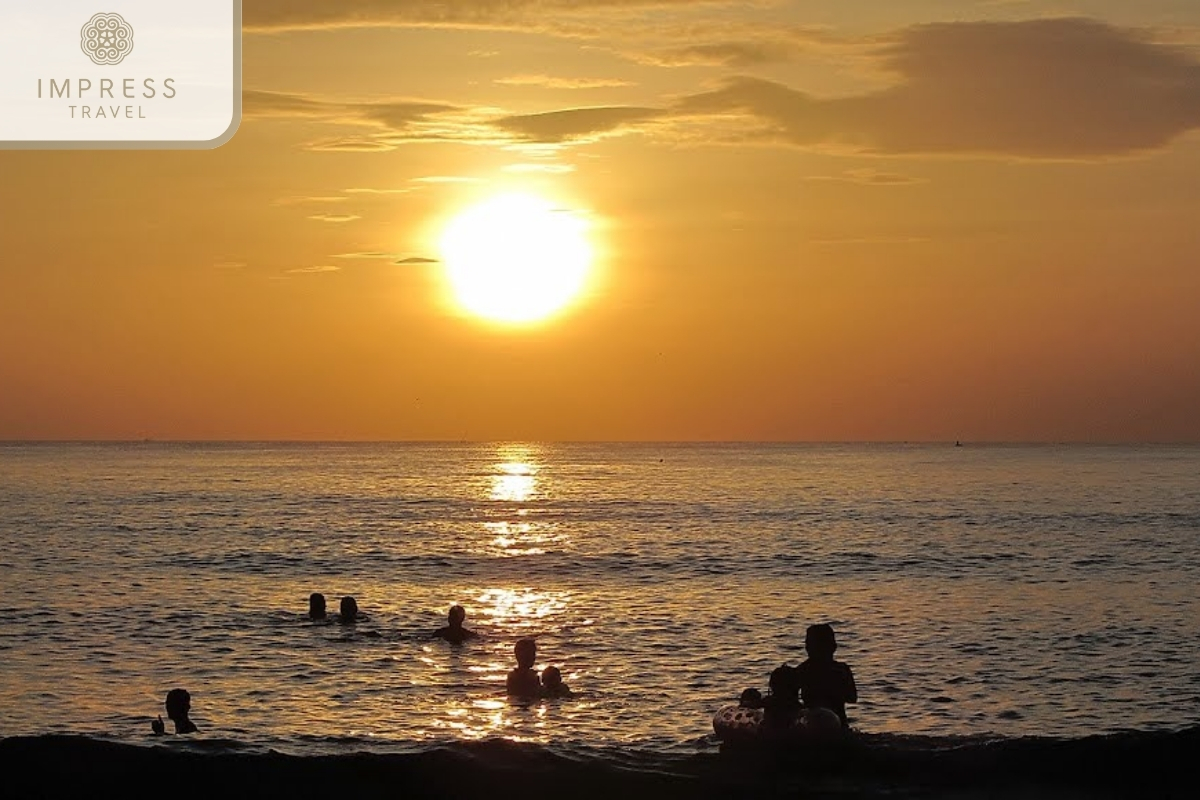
[{"xmin": 1, "ymin": 443, "xmax": 1197, "ymax": 752}]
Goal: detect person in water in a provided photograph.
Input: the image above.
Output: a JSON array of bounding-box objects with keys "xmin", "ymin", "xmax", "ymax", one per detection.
[
  {"xmin": 308, "ymin": 593, "xmax": 326, "ymax": 621},
  {"xmin": 540, "ymin": 665, "xmax": 573, "ymax": 698},
  {"xmin": 794, "ymin": 623, "xmax": 857, "ymax": 728},
  {"xmin": 433, "ymin": 604, "xmax": 477, "ymax": 644},
  {"xmin": 738, "ymin": 687, "xmax": 763, "ymax": 709},
  {"xmin": 152, "ymin": 688, "xmax": 198, "ymax": 734},
  {"xmin": 506, "ymin": 638, "xmax": 541, "ymax": 698},
  {"xmin": 339, "ymin": 596, "xmax": 359, "ymax": 624},
  {"xmin": 760, "ymin": 663, "xmax": 801, "ymax": 730}
]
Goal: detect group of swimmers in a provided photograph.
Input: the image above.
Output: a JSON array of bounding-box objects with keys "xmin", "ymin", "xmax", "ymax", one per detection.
[
  {"xmin": 152, "ymin": 598, "xmax": 575, "ymax": 734},
  {"xmin": 738, "ymin": 623, "xmax": 857, "ymax": 730},
  {"xmin": 151, "ymin": 599, "xmax": 853, "ymax": 736},
  {"xmin": 307, "ymin": 592, "xmax": 360, "ymax": 623},
  {"xmin": 426, "ymin": 603, "xmax": 573, "ymax": 698}
]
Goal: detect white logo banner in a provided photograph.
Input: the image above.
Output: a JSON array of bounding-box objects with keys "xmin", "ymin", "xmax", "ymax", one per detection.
[{"xmin": 0, "ymin": 0, "xmax": 241, "ymax": 148}]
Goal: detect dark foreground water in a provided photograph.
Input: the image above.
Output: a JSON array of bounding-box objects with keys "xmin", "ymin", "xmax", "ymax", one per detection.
[{"xmin": 1, "ymin": 443, "xmax": 1198, "ymax": 796}]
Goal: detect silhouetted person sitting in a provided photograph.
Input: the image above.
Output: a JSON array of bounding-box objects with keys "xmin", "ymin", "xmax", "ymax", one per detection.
[
  {"xmin": 339, "ymin": 596, "xmax": 359, "ymax": 624},
  {"xmin": 506, "ymin": 638, "xmax": 541, "ymax": 698},
  {"xmin": 433, "ymin": 604, "xmax": 478, "ymax": 644},
  {"xmin": 309, "ymin": 593, "xmax": 327, "ymax": 620},
  {"xmin": 795, "ymin": 623, "xmax": 857, "ymax": 728},
  {"xmin": 152, "ymin": 688, "xmax": 198, "ymax": 734},
  {"xmin": 540, "ymin": 665, "xmax": 573, "ymax": 698},
  {"xmin": 760, "ymin": 663, "xmax": 801, "ymax": 731}
]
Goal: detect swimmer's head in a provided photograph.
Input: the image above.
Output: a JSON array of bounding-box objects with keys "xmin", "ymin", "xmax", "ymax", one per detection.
[
  {"xmin": 340, "ymin": 596, "xmax": 358, "ymax": 621},
  {"xmin": 514, "ymin": 638, "xmax": 537, "ymax": 669},
  {"xmin": 165, "ymin": 688, "xmax": 191, "ymax": 721},
  {"xmin": 309, "ymin": 593, "xmax": 326, "ymax": 619},
  {"xmin": 740, "ymin": 687, "xmax": 762, "ymax": 707},
  {"xmin": 541, "ymin": 665, "xmax": 562, "ymax": 688},
  {"xmin": 805, "ymin": 623, "xmax": 837, "ymax": 659},
  {"xmin": 449, "ymin": 605, "xmax": 466, "ymax": 626}
]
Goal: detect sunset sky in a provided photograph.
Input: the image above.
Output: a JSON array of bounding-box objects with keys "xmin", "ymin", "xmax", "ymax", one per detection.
[{"xmin": 2, "ymin": 0, "xmax": 1199, "ymax": 442}]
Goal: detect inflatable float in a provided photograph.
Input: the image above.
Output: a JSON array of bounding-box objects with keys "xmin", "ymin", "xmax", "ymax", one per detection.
[{"xmin": 713, "ymin": 704, "xmax": 845, "ymax": 743}]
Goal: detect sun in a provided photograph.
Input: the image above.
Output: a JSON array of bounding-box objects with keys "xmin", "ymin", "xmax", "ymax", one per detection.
[{"xmin": 438, "ymin": 193, "xmax": 594, "ymax": 324}]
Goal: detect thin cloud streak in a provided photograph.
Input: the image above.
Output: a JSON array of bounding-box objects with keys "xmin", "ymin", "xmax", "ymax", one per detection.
[
  {"xmin": 243, "ymin": 0, "xmax": 730, "ymax": 32},
  {"xmin": 308, "ymin": 214, "xmax": 361, "ymax": 223}
]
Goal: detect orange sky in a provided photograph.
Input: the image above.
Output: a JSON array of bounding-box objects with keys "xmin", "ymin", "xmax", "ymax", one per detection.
[{"xmin": 2, "ymin": 0, "xmax": 1199, "ymax": 441}]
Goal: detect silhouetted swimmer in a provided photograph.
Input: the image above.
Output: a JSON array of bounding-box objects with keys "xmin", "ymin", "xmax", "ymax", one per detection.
[
  {"xmin": 433, "ymin": 605, "xmax": 478, "ymax": 644},
  {"xmin": 738, "ymin": 687, "xmax": 763, "ymax": 709},
  {"xmin": 339, "ymin": 596, "xmax": 359, "ymax": 624},
  {"xmin": 309, "ymin": 593, "xmax": 327, "ymax": 621},
  {"xmin": 151, "ymin": 688, "xmax": 198, "ymax": 734},
  {"xmin": 795, "ymin": 623, "xmax": 857, "ymax": 728},
  {"xmin": 540, "ymin": 665, "xmax": 573, "ymax": 698},
  {"xmin": 506, "ymin": 638, "xmax": 541, "ymax": 698},
  {"xmin": 760, "ymin": 663, "xmax": 801, "ymax": 731}
]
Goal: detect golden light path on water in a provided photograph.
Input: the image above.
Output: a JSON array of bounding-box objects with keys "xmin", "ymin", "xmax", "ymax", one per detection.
[
  {"xmin": 420, "ymin": 445, "xmax": 587, "ymax": 741},
  {"xmin": 476, "ymin": 445, "xmax": 567, "ymax": 557}
]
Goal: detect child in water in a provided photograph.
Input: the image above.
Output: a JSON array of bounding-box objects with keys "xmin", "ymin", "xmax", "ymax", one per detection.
[
  {"xmin": 506, "ymin": 638, "xmax": 541, "ymax": 698},
  {"xmin": 540, "ymin": 665, "xmax": 573, "ymax": 698},
  {"xmin": 794, "ymin": 623, "xmax": 857, "ymax": 728},
  {"xmin": 151, "ymin": 688, "xmax": 198, "ymax": 734},
  {"xmin": 760, "ymin": 663, "xmax": 801, "ymax": 730}
]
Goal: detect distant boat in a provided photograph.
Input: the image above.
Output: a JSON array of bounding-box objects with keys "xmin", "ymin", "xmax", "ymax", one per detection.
[{"xmin": 955, "ymin": 440, "xmax": 963, "ymax": 447}]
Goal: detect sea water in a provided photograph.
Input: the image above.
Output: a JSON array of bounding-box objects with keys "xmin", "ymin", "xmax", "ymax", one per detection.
[{"xmin": 1, "ymin": 443, "xmax": 1197, "ymax": 761}]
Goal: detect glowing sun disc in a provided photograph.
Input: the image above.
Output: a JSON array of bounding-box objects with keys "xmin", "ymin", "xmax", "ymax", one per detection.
[{"xmin": 439, "ymin": 193, "xmax": 593, "ymax": 324}]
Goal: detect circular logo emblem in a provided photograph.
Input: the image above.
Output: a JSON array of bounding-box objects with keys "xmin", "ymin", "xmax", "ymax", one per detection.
[{"xmin": 80, "ymin": 12, "xmax": 134, "ymax": 66}]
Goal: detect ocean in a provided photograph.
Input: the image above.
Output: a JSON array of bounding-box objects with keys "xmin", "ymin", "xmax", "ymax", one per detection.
[{"xmin": 1, "ymin": 442, "xmax": 1198, "ymax": 797}]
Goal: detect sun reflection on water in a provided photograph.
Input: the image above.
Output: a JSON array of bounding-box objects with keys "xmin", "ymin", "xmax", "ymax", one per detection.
[
  {"xmin": 489, "ymin": 445, "xmax": 541, "ymax": 503},
  {"xmin": 476, "ymin": 587, "xmax": 569, "ymax": 635},
  {"xmin": 473, "ymin": 445, "xmax": 569, "ymax": 557},
  {"xmin": 423, "ymin": 446, "xmax": 580, "ymax": 742},
  {"xmin": 418, "ymin": 584, "xmax": 575, "ymax": 742}
]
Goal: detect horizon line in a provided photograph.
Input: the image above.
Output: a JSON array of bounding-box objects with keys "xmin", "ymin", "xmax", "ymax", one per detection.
[{"xmin": 1, "ymin": 439, "xmax": 1197, "ymax": 446}]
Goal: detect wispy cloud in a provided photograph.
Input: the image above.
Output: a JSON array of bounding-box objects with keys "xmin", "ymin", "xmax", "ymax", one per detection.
[
  {"xmin": 333, "ymin": 252, "xmax": 403, "ymax": 260},
  {"xmin": 244, "ymin": 89, "xmax": 462, "ymax": 130},
  {"xmin": 806, "ymin": 169, "xmax": 926, "ymax": 186},
  {"xmin": 411, "ymin": 176, "xmax": 486, "ymax": 184},
  {"xmin": 631, "ymin": 40, "xmax": 802, "ymax": 67},
  {"xmin": 243, "ymin": 89, "xmax": 503, "ymax": 151},
  {"xmin": 495, "ymin": 106, "xmax": 661, "ymax": 143},
  {"xmin": 496, "ymin": 74, "xmax": 633, "ymax": 89},
  {"xmin": 306, "ymin": 138, "xmax": 399, "ymax": 152},
  {"xmin": 288, "ymin": 265, "xmax": 342, "ymax": 273},
  {"xmin": 243, "ymin": 0, "xmax": 721, "ymax": 32},
  {"xmin": 675, "ymin": 18, "xmax": 1200, "ymax": 159},
  {"xmin": 342, "ymin": 188, "xmax": 413, "ymax": 195},
  {"xmin": 243, "ymin": 18, "xmax": 1200, "ymax": 161},
  {"xmin": 308, "ymin": 214, "xmax": 361, "ymax": 223},
  {"xmin": 273, "ymin": 195, "xmax": 350, "ymax": 205},
  {"xmin": 396, "ymin": 256, "xmax": 440, "ymax": 264}
]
